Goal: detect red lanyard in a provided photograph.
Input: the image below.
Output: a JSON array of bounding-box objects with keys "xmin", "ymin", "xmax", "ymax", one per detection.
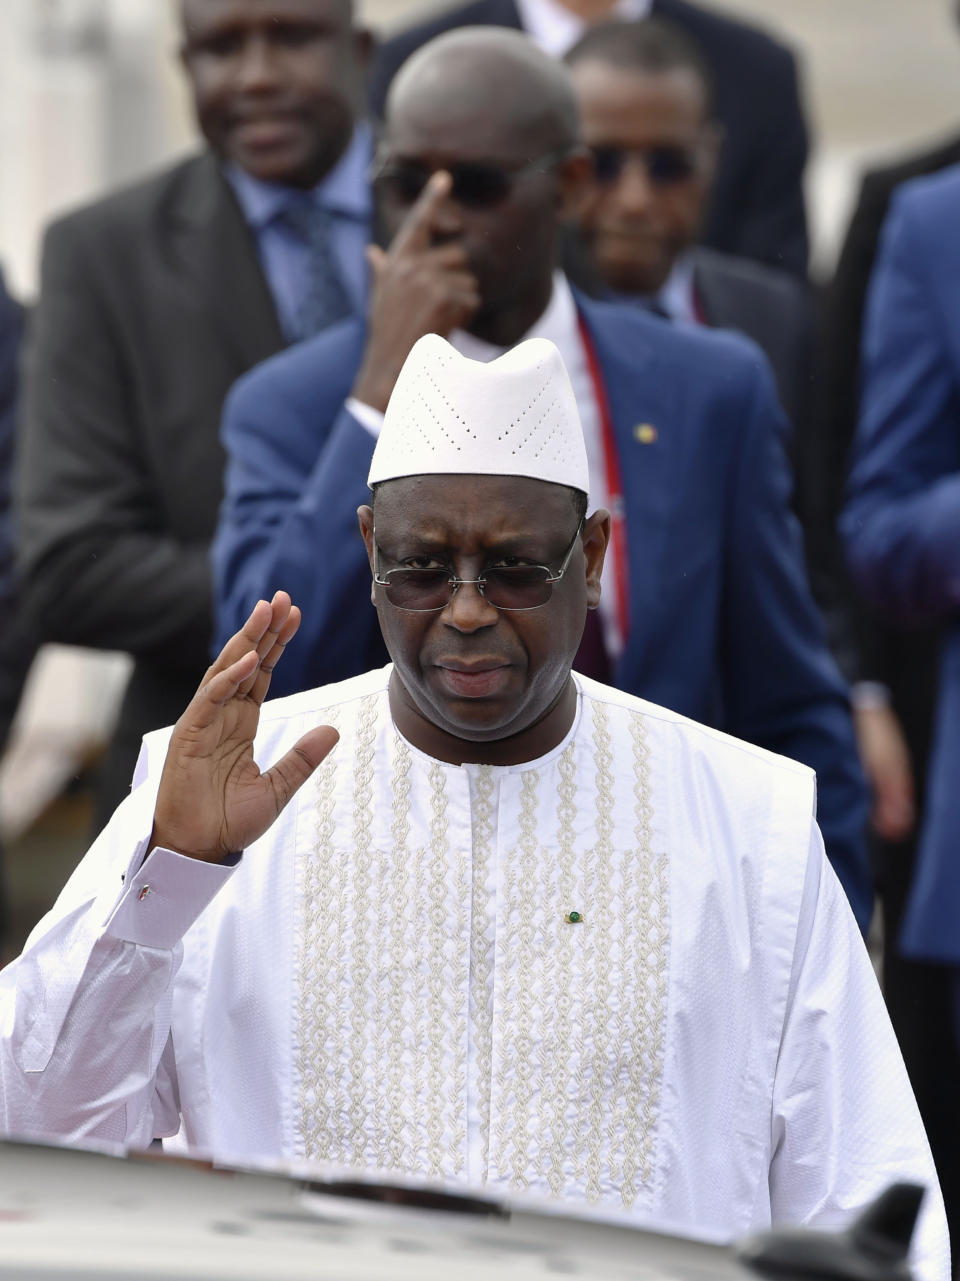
[{"xmin": 577, "ymin": 313, "xmax": 631, "ymax": 645}]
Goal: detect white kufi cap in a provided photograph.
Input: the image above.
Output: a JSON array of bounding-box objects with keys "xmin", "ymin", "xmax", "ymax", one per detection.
[{"xmin": 367, "ymin": 333, "xmax": 589, "ymax": 495}]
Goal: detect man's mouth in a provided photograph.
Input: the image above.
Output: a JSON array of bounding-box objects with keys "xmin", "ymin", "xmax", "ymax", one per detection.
[
  {"xmin": 433, "ymin": 660, "xmax": 512, "ymax": 698},
  {"xmin": 232, "ymin": 116, "xmax": 303, "ymax": 148}
]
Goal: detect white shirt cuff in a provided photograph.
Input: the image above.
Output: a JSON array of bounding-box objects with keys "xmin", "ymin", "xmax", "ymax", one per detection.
[
  {"xmin": 850, "ymin": 681, "xmax": 892, "ymax": 710},
  {"xmin": 103, "ymin": 846, "xmax": 238, "ymax": 950},
  {"xmin": 346, "ymin": 397, "xmax": 386, "ymax": 438}
]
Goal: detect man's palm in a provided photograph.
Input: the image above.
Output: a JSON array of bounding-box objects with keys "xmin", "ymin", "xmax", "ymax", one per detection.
[{"xmin": 151, "ymin": 593, "xmax": 339, "ymax": 863}]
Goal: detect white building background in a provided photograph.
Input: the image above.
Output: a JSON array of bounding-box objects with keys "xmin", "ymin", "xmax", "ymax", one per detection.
[{"xmin": 1, "ymin": 0, "xmax": 959, "ymax": 298}]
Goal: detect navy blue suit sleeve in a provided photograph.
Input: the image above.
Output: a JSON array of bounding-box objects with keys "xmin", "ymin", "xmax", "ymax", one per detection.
[
  {"xmin": 212, "ymin": 326, "xmax": 385, "ymax": 697},
  {"xmin": 721, "ymin": 359, "xmax": 871, "ymax": 929},
  {"xmin": 842, "ymin": 190, "xmax": 960, "ymax": 622}
]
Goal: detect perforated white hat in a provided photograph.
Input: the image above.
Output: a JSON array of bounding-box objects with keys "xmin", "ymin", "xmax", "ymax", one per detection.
[{"xmin": 367, "ymin": 333, "xmax": 589, "ymax": 495}]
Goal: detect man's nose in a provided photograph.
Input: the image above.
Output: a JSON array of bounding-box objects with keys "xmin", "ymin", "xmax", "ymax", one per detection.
[
  {"xmin": 613, "ymin": 157, "xmax": 656, "ymax": 213},
  {"xmin": 441, "ymin": 580, "xmax": 499, "ymax": 632},
  {"xmin": 235, "ymin": 35, "xmax": 282, "ymax": 92}
]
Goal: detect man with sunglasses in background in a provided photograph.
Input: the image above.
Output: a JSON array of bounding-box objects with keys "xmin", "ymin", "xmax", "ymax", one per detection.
[
  {"xmin": 562, "ymin": 18, "xmax": 843, "ymax": 662},
  {"xmin": 564, "ymin": 19, "xmax": 814, "ymax": 437},
  {"xmin": 212, "ymin": 26, "xmax": 871, "ymax": 928},
  {"xmin": 366, "ymin": 0, "xmax": 810, "ymax": 279},
  {"xmin": 0, "ymin": 335, "xmax": 948, "ymax": 1277}
]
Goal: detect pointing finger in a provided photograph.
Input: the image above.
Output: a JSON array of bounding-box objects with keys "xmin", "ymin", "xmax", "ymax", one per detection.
[
  {"xmin": 389, "ymin": 170, "xmax": 453, "ymax": 258},
  {"xmin": 366, "ymin": 244, "xmax": 388, "ymax": 277}
]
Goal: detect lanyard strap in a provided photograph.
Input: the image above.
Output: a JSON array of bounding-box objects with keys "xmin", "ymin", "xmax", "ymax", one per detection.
[{"xmin": 577, "ymin": 313, "xmax": 631, "ymax": 645}]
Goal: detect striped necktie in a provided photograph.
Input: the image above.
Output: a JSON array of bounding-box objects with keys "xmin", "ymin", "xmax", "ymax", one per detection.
[{"xmin": 280, "ymin": 200, "xmax": 354, "ymax": 339}]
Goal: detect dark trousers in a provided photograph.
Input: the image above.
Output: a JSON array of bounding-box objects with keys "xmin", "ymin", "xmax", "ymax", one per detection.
[{"xmin": 874, "ymin": 837, "xmax": 960, "ymax": 1270}]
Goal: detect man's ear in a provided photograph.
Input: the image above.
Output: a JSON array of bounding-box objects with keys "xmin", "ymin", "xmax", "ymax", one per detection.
[
  {"xmin": 357, "ymin": 505, "xmax": 377, "ymax": 605},
  {"xmin": 699, "ymin": 121, "xmax": 724, "ymax": 189},
  {"xmin": 582, "ymin": 508, "xmax": 610, "ymax": 609}
]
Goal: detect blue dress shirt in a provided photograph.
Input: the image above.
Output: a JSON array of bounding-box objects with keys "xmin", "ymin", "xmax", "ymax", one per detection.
[{"xmin": 226, "ymin": 124, "xmax": 373, "ymax": 342}]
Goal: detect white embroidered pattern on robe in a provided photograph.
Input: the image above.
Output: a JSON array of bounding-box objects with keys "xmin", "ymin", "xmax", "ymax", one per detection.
[
  {"xmin": 469, "ymin": 765, "xmax": 497, "ymax": 1175},
  {"xmin": 488, "ymin": 701, "xmax": 668, "ymax": 1210},
  {"xmin": 295, "ymin": 692, "xmax": 668, "ymax": 1209},
  {"xmin": 296, "ymin": 695, "xmax": 468, "ymax": 1177}
]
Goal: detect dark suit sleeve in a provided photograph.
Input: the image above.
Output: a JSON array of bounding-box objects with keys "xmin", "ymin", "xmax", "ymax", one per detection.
[
  {"xmin": 0, "ymin": 289, "xmax": 34, "ymax": 754},
  {"xmin": 16, "ymin": 217, "xmax": 211, "ymax": 669},
  {"xmin": 842, "ymin": 193, "xmax": 960, "ymax": 622},
  {"xmin": 721, "ymin": 358, "xmax": 871, "ymax": 929},
  {"xmin": 212, "ymin": 329, "xmax": 386, "ymax": 697}
]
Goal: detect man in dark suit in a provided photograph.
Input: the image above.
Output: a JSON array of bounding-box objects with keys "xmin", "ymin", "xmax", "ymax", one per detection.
[
  {"xmin": 564, "ymin": 18, "xmax": 812, "ymax": 431},
  {"xmin": 843, "ymin": 166, "xmax": 960, "ymax": 1261},
  {"xmin": 213, "ymin": 27, "xmax": 871, "ymax": 928},
  {"xmin": 0, "ymin": 269, "xmax": 29, "ymax": 948},
  {"xmin": 368, "ymin": 0, "xmax": 809, "ymax": 276},
  {"xmin": 16, "ymin": 0, "xmax": 372, "ymax": 826},
  {"xmin": 563, "ymin": 19, "xmax": 863, "ymax": 679}
]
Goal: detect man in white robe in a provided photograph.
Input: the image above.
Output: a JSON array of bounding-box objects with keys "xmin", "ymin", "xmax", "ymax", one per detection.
[{"xmin": 0, "ymin": 336, "xmax": 949, "ymax": 1278}]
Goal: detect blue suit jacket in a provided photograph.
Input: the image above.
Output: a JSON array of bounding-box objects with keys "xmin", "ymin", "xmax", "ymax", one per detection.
[
  {"xmin": 214, "ymin": 293, "xmax": 869, "ymax": 926},
  {"xmin": 843, "ymin": 166, "xmax": 960, "ymax": 961}
]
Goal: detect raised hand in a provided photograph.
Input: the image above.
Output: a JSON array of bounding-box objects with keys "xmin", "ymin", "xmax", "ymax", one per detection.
[
  {"xmin": 351, "ymin": 170, "xmax": 481, "ymax": 412},
  {"xmin": 150, "ymin": 592, "xmax": 339, "ymax": 863}
]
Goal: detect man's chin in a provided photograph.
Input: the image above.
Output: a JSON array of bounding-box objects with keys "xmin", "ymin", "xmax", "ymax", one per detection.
[
  {"xmin": 220, "ymin": 134, "xmax": 335, "ymax": 190},
  {"xmin": 592, "ymin": 243, "xmax": 672, "ymax": 297}
]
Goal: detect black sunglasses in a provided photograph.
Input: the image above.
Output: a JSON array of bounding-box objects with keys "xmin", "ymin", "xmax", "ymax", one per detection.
[
  {"xmin": 373, "ymin": 520, "xmax": 585, "ymax": 612},
  {"xmin": 590, "ymin": 144, "xmax": 698, "ymax": 187},
  {"xmin": 371, "ymin": 148, "xmax": 569, "ymax": 210}
]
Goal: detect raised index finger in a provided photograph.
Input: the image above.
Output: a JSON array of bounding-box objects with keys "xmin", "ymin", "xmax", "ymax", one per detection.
[{"xmin": 388, "ymin": 169, "xmax": 453, "ymax": 259}]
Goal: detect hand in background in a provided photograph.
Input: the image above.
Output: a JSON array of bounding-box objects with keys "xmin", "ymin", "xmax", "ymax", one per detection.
[
  {"xmin": 150, "ymin": 591, "xmax": 338, "ymax": 863},
  {"xmin": 351, "ymin": 170, "xmax": 480, "ymax": 412},
  {"xmin": 854, "ymin": 701, "xmax": 916, "ymax": 843}
]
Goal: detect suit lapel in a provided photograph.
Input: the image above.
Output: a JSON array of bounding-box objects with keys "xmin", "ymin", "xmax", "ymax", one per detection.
[
  {"xmin": 690, "ymin": 253, "xmax": 723, "ymax": 328},
  {"xmin": 574, "ymin": 292, "xmax": 682, "ymax": 644},
  {"xmin": 488, "ymin": 0, "xmax": 524, "ymax": 28},
  {"xmin": 168, "ymin": 152, "xmax": 286, "ymax": 369}
]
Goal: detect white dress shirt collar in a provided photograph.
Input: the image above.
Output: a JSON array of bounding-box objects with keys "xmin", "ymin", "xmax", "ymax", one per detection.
[
  {"xmin": 515, "ymin": 0, "xmax": 652, "ymax": 57},
  {"xmin": 656, "ymin": 251, "xmax": 698, "ymax": 325}
]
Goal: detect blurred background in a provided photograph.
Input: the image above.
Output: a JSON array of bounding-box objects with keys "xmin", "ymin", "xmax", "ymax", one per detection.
[
  {"xmin": 2, "ymin": 0, "xmax": 960, "ymax": 950},
  {"xmin": 3, "ymin": 0, "xmax": 960, "ymax": 300}
]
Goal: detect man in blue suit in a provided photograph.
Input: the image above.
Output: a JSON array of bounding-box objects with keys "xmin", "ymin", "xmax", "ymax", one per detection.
[
  {"xmin": 367, "ymin": 0, "xmax": 809, "ymax": 277},
  {"xmin": 214, "ymin": 28, "xmax": 870, "ymax": 926},
  {"xmin": 844, "ymin": 166, "xmax": 960, "ymax": 978}
]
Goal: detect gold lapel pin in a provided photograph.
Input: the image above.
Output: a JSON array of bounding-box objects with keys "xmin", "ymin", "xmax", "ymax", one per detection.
[{"xmin": 565, "ymin": 910, "xmax": 584, "ymax": 924}]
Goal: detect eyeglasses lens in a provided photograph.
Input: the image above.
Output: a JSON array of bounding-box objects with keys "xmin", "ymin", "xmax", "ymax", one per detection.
[
  {"xmin": 647, "ymin": 147, "xmax": 696, "ymax": 183},
  {"xmin": 376, "ymin": 162, "xmax": 520, "ymax": 210},
  {"xmin": 383, "ymin": 566, "xmax": 554, "ymax": 611},
  {"xmin": 449, "ymin": 164, "xmax": 513, "ymax": 208},
  {"xmin": 592, "ymin": 145, "xmax": 696, "ymax": 186}
]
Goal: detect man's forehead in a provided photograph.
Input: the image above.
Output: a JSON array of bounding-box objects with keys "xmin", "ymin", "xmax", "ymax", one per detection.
[
  {"xmin": 181, "ymin": 0, "xmax": 344, "ymax": 33},
  {"xmin": 572, "ymin": 60, "xmax": 709, "ymax": 127},
  {"xmin": 374, "ymin": 474, "xmax": 577, "ymax": 534},
  {"xmin": 383, "ymin": 104, "xmax": 532, "ymax": 164}
]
